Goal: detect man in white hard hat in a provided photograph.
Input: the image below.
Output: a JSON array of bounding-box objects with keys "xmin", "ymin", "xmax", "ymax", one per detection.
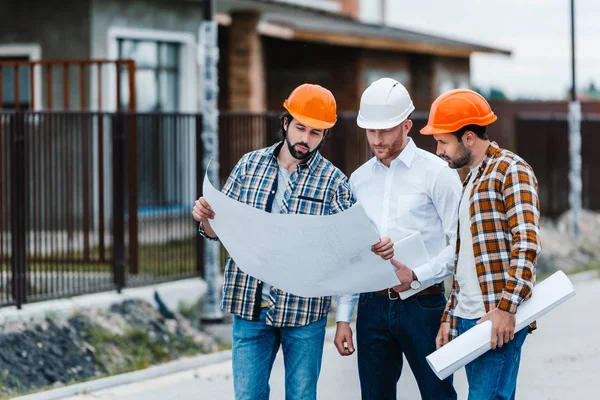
[{"xmin": 334, "ymin": 78, "xmax": 461, "ymax": 400}]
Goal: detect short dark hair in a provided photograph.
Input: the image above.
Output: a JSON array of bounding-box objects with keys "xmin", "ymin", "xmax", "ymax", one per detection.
[
  {"xmin": 452, "ymin": 124, "xmax": 488, "ymax": 141},
  {"xmin": 276, "ymin": 111, "xmax": 330, "ymax": 141},
  {"xmin": 276, "ymin": 111, "xmax": 293, "ymax": 141}
]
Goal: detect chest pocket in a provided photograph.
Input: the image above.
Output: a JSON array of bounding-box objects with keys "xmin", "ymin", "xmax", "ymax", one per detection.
[
  {"xmin": 293, "ymin": 192, "xmax": 327, "ymax": 215},
  {"xmin": 396, "ymin": 193, "xmax": 429, "ymax": 219}
]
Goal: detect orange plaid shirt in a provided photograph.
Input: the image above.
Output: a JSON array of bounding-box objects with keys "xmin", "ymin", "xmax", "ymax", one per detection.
[{"xmin": 442, "ymin": 142, "xmax": 542, "ymax": 339}]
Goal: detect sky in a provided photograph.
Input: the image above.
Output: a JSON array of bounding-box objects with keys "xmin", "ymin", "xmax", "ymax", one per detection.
[{"xmin": 381, "ymin": 0, "xmax": 600, "ymax": 100}]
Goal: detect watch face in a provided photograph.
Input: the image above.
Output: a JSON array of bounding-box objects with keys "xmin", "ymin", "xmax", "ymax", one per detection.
[{"xmin": 410, "ymin": 280, "xmax": 421, "ymax": 290}]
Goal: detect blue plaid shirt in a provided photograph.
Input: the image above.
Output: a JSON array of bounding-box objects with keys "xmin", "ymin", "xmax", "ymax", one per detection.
[{"xmin": 207, "ymin": 142, "xmax": 355, "ymax": 327}]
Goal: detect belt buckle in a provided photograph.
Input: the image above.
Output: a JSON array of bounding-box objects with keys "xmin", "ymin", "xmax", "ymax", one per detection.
[{"xmin": 388, "ymin": 288, "xmax": 399, "ymax": 300}]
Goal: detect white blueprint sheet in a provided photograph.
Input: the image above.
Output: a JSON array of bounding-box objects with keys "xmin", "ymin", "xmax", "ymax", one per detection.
[
  {"xmin": 202, "ymin": 174, "xmax": 410, "ymax": 297},
  {"xmin": 426, "ymin": 270, "xmax": 576, "ymax": 380},
  {"xmin": 391, "ymin": 233, "xmax": 434, "ymax": 300}
]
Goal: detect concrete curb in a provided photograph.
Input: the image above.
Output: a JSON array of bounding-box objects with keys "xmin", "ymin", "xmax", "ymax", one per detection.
[{"xmin": 11, "ymin": 350, "xmax": 232, "ymax": 400}]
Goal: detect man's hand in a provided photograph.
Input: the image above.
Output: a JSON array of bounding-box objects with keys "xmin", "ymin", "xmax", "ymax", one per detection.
[
  {"xmin": 192, "ymin": 197, "xmax": 215, "ymax": 222},
  {"xmin": 371, "ymin": 237, "xmax": 394, "ymax": 260},
  {"xmin": 436, "ymin": 322, "xmax": 451, "ymax": 349},
  {"xmin": 334, "ymin": 322, "xmax": 355, "ymax": 356},
  {"xmin": 390, "ymin": 258, "xmax": 413, "ymax": 292},
  {"xmin": 477, "ymin": 306, "xmax": 516, "ymax": 349},
  {"xmin": 192, "ymin": 197, "xmax": 217, "ymax": 238}
]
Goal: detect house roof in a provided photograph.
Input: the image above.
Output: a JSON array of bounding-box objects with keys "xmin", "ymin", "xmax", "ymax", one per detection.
[
  {"xmin": 216, "ymin": 0, "xmax": 511, "ymax": 58},
  {"xmin": 260, "ymin": 12, "xmax": 511, "ymax": 57}
]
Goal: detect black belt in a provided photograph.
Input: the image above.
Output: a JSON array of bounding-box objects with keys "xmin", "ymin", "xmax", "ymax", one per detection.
[{"xmin": 373, "ymin": 284, "xmax": 443, "ymax": 300}]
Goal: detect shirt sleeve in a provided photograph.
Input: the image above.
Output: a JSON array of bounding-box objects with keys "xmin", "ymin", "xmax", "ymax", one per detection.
[
  {"xmin": 332, "ymin": 172, "xmax": 359, "ymax": 322},
  {"xmin": 413, "ymin": 166, "xmax": 462, "ymax": 285},
  {"xmin": 497, "ymin": 161, "xmax": 541, "ymax": 314},
  {"xmin": 335, "ymin": 293, "xmax": 359, "ymax": 323},
  {"xmin": 328, "ymin": 174, "xmax": 356, "ymax": 215}
]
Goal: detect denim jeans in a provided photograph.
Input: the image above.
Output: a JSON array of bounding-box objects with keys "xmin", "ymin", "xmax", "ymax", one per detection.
[
  {"xmin": 356, "ymin": 292, "xmax": 457, "ymax": 400},
  {"xmin": 232, "ymin": 308, "xmax": 327, "ymax": 400},
  {"xmin": 458, "ymin": 317, "xmax": 528, "ymax": 400}
]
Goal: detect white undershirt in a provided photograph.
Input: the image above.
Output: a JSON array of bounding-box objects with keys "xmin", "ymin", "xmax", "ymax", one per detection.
[
  {"xmin": 454, "ymin": 165, "xmax": 486, "ymax": 320},
  {"xmin": 261, "ymin": 164, "xmax": 291, "ymax": 305}
]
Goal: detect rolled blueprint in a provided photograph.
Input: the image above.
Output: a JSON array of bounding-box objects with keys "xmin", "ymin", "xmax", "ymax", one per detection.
[{"xmin": 426, "ymin": 270, "xmax": 576, "ymax": 380}]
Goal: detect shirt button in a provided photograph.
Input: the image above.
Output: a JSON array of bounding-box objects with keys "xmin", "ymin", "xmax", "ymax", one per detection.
[{"xmin": 271, "ymin": 190, "xmax": 275, "ymax": 194}]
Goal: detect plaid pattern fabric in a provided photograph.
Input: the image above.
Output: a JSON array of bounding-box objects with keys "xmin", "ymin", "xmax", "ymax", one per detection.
[
  {"xmin": 216, "ymin": 142, "xmax": 355, "ymax": 327},
  {"xmin": 442, "ymin": 142, "xmax": 542, "ymax": 339}
]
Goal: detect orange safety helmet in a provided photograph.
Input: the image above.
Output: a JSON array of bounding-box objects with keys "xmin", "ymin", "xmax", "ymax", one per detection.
[
  {"xmin": 283, "ymin": 84, "xmax": 337, "ymax": 130},
  {"xmin": 420, "ymin": 89, "xmax": 497, "ymax": 135}
]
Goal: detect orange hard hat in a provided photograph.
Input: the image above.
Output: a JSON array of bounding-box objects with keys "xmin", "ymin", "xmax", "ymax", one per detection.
[
  {"xmin": 283, "ymin": 84, "xmax": 337, "ymax": 129},
  {"xmin": 420, "ymin": 89, "xmax": 497, "ymax": 135}
]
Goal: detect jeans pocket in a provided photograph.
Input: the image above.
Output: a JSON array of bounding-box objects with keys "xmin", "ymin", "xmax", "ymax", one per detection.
[{"xmin": 415, "ymin": 294, "xmax": 447, "ymax": 310}]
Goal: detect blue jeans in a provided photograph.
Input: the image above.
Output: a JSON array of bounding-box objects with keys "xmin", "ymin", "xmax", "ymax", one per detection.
[
  {"xmin": 356, "ymin": 292, "xmax": 457, "ymax": 400},
  {"xmin": 232, "ymin": 308, "xmax": 327, "ymax": 400},
  {"xmin": 457, "ymin": 317, "xmax": 528, "ymax": 400}
]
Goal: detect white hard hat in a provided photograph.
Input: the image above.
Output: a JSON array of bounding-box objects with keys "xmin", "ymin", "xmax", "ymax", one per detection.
[{"xmin": 357, "ymin": 78, "xmax": 415, "ymax": 130}]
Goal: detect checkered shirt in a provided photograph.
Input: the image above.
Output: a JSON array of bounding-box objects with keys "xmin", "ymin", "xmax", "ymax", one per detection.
[
  {"xmin": 442, "ymin": 142, "xmax": 542, "ymax": 339},
  {"xmin": 206, "ymin": 142, "xmax": 355, "ymax": 327}
]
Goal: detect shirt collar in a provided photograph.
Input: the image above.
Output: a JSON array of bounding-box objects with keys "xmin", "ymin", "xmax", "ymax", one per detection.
[
  {"xmin": 463, "ymin": 141, "xmax": 500, "ymax": 186},
  {"xmin": 372, "ymin": 137, "xmax": 417, "ymax": 171},
  {"xmin": 269, "ymin": 141, "xmax": 323, "ymax": 174},
  {"xmin": 479, "ymin": 141, "xmax": 501, "ymax": 172}
]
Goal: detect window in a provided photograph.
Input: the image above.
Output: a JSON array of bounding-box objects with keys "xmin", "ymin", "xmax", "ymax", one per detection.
[
  {"xmin": 0, "ymin": 56, "xmax": 31, "ymax": 110},
  {"xmin": 117, "ymin": 39, "xmax": 180, "ymax": 112},
  {"xmin": 364, "ymin": 69, "xmax": 409, "ymax": 87}
]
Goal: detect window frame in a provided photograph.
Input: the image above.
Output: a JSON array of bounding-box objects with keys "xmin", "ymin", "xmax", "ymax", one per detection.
[
  {"xmin": 0, "ymin": 44, "xmax": 42, "ymax": 110},
  {"xmin": 105, "ymin": 27, "xmax": 197, "ymax": 113}
]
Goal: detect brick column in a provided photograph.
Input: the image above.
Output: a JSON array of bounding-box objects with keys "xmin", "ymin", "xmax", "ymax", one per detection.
[
  {"xmin": 340, "ymin": 0, "xmax": 359, "ymax": 19},
  {"xmin": 228, "ymin": 11, "xmax": 266, "ymax": 112}
]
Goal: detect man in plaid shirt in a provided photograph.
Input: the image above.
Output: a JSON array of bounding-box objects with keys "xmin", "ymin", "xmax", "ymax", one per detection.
[
  {"xmin": 192, "ymin": 84, "xmax": 392, "ymax": 400},
  {"xmin": 421, "ymin": 89, "xmax": 542, "ymax": 399}
]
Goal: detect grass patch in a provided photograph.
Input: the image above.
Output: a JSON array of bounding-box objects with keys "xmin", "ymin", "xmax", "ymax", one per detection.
[
  {"xmin": 0, "ymin": 238, "xmax": 205, "ymax": 276},
  {"xmin": 137, "ymin": 238, "xmax": 196, "ymax": 277},
  {"xmin": 217, "ymin": 343, "xmax": 232, "ymax": 351},
  {"xmin": 80, "ymin": 322, "xmax": 204, "ymax": 376},
  {"xmin": 178, "ymin": 299, "xmax": 203, "ymax": 321}
]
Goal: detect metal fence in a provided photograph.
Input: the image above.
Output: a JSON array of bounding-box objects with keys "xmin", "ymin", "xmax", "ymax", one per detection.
[
  {"xmin": 218, "ymin": 112, "xmax": 430, "ymax": 179},
  {"xmin": 515, "ymin": 113, "xmax": 600, "ymax": 219},
  {"xmin": 1, "ymin": 111, "xmax": 203, "ymax": 308},
  {"xmin": 2, "ymin": 109, "xmax": 599, "ymax": 308}
]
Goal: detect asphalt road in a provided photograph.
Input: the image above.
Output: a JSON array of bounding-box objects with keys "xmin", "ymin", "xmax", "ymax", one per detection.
[{"xmin": 61, "ymin": 274, "xmax": 600, "ymax": 400}]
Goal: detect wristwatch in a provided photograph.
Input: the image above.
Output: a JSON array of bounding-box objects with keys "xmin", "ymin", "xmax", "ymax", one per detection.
[
  {"xmin": 198, "ymin": 221, "xmax": 219, "ymax": 241},
  {"xmin": 410, "ymin": 271, "xmax": 421, "ymax": 290}
]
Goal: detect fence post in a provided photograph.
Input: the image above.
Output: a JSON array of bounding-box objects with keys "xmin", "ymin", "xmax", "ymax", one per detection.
[
  {"xmin": 195, "ymin": 115, "xmax": 205, "ymax": 278},
  {"xmin": 10, "ymin": 111, "xmax": 27, "ymax": 308},
  {"xmin": 112, "ymin": 113, "xmax": 126, "ymax": 292},
  {"xmin": 127, "ymin": 62, "xmax": 139, "ymax": 275}
]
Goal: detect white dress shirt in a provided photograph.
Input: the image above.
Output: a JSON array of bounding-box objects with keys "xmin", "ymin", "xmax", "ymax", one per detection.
[{"xmin": 335, "ymin": 138, "xmax": 462, "ymax": 322}]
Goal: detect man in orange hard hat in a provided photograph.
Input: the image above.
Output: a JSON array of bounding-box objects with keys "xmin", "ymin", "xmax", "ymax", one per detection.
[
  {"xmin": 192, "ymin": 83, "xmax": 392, "ymax": 400},
  {"xmin": 421, "ymin": 89, "xmax": 542, "ymax": 399}
]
